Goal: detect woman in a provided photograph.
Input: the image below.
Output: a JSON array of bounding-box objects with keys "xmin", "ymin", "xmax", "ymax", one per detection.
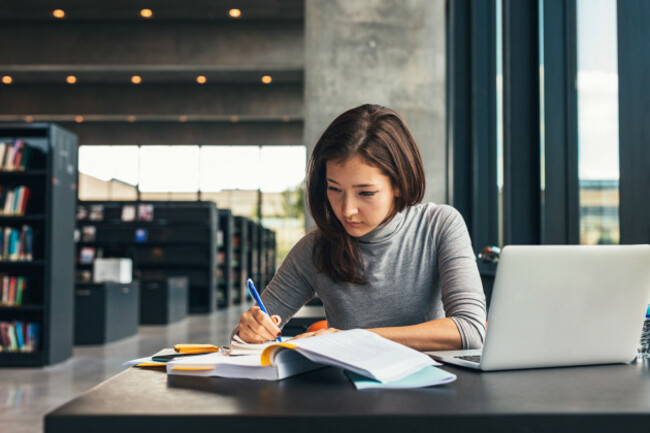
[{"xmin": 236, "ymin": 104, "xmax": 486, "ymax": 351}]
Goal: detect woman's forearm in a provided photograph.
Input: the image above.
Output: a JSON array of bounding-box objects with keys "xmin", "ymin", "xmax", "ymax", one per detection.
[{"xmin": 368, "ymin": 318, "xmax": 462, "ymax": 351}]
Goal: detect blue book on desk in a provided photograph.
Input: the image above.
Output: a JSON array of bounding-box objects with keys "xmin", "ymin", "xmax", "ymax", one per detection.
[{"xmin": 346, "ymin": 365, "xmax": 456, "ymax": 390}]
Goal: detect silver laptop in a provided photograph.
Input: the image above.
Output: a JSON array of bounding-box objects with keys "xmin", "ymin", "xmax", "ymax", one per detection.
[{"xmin": 427, "ymin": 245, "xmax": 650, "ymax": 371}]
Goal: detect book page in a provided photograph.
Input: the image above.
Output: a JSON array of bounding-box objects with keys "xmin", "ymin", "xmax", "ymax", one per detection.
[
  {"xmin": 228, "ymin": 335, "xmax": 284, "ymax": 356},
  {"xmin": 278, "ymin": 329, "xmax": 437, "ymax": 383}
]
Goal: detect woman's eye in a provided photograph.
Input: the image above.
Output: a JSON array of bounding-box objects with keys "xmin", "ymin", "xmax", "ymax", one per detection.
[
  {"xmin": 327, "ymin": 186, "xmax": 340, "ymax": 192},
  {"xmin": 360, "ymin": 191, "xmax": 377, "ymax": 197}
]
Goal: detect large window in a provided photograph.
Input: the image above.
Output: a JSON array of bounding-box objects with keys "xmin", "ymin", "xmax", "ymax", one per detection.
[{"xmin": 577, "ymin": 0, "xmax": 619, "ymax": 245}]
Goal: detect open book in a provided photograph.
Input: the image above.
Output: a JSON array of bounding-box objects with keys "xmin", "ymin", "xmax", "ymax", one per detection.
[{"xmin": 167, "ymin": 329, "xmax": 453, "ymax": 388}]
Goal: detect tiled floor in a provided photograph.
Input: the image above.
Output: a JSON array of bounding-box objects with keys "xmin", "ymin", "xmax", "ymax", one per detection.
[{"xmin": 0, "ymin": 305, "xmax": 248, "ymax": 433}]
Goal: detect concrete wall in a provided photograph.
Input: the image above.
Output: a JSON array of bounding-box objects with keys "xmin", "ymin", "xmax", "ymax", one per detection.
[{"xmin": 304, "ymin": 0, "xmax": 447, "ymax": 225}]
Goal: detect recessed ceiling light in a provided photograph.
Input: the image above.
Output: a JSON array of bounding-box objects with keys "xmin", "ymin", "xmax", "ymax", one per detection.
[
  {"xmin": 25, "ymin": 116, "xmax": 34, "ymax": 123},
  {"xmin": 196, "ymin": 75, "xmax": 207, "ymax": 84},
  {"xmin": 140, "ymin": 9, "xmax": 153, "ymax": 18},
  {"xmin": 127, "ymin": 116, "xmax": 136, "ymax": 123},
  {"xmin": 52, "ymin": 9, "xmax": 65, "ymax": 19},
  {"xmin": 2, "ymin": 76, "xmax": 12, "ymax": 85},
  {"xmin": 229, "ymin": 9, "xmax": 242, "ymax": 18},
  {"xmin": 261, "ymin": 75, "xmax": 272, "ymax": 84},
  {"xmin": 66, "ymin": 75, "xmax": 77, "ymax": 84},
  {"xmin": 75, "ymin": 115, "xmax": 84, "ymax": 123},
  {"xmin": 131, "ymin": 75, "xmax": 142, "ymax": 84},
  {"xmin": 282, "ymin": 116, "xmax": 290, "ymax": 122},
  {"xmin": 230, "ymin": 116, "xmax": 239, "ymax": 123},
  {"xmin": 179, "ymin": 115, "xmax": 187, "ymax": 123}
]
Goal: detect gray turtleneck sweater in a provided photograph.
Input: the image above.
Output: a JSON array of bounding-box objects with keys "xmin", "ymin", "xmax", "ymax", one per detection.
[{"xmin": 258, "ymin": 203, "xmax": 487, "ymax": 349}]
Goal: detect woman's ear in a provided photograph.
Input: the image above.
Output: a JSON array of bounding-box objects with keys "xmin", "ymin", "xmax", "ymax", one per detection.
[{"xmin": 394, "ymin": 187, "xmax": 401, "ymax": 198}]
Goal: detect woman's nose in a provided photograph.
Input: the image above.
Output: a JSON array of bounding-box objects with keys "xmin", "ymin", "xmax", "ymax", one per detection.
[{"xmin": 341, "ymin": 194, "xmax": 358, "ymax": 217}]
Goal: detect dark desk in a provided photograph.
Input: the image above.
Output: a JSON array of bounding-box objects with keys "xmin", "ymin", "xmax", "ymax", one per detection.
[{"xmin": 45, "ymin": 360, "xmax": 650, "ymax": 433}]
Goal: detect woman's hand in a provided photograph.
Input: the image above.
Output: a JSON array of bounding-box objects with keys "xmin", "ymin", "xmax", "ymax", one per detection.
[
  {"xmin": 291, "ymin": 327, "xmax": 340, "ymax": 340},
  {"xmin": 237, "ymin": 306, "xmax": 282, "ymax": 343}
]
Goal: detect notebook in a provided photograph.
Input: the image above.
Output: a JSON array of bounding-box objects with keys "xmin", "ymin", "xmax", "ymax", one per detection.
[
  {"xmin": 427, "ymin": 245, "xmax": 650, "ymax": 371},
  {"xmin": 167, "ymin": 329, "xmax": 443, "ymax": 386}
]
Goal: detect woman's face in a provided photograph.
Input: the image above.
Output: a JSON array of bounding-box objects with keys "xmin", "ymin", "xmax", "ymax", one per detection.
[{"xmin": 325, "ymin": 155, "xmax": 399, "ymax": 238}]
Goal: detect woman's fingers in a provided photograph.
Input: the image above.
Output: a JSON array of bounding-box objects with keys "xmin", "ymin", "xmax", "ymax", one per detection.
[{"xmin": 237, "ymin": 307, "xmax": 282, "ymax": 343}]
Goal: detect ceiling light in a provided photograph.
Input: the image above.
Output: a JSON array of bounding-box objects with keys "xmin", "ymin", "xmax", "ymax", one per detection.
[
  {"xmin": 282, "ymin": 116, "xmax": 290, "ymax": 122},
  {"xmin": 179, "ymin": 115, "xmax": 187, "ymax": 123},
  {"xmin": 229, "ymin": 9, "xmax": 242, "ymax": 18},
  {"xmin": 75, "ymin": 116, "xmax": 84, "ymax": 123},
  {"xmin": 66, "ymin": 75, "xmax": 77, "ymax": 84},
  {"xmin": 2, "ymin": 76, "xmax": 12, "ymax": 85},
  {"xmin": 230, "ymin": 116, "xmax": 239, "ymax": 123},
  {"xmin": 52, "ymin": 9, "xmax": 65, "ymax": 19},
  {"xmin": 25, "ymin": 116, "xmax": 34, "ymax": 123},
  {"xmin": 140, "ymin": 9, "xmax": 153, "ymax": 18},
  {"xmin": 261, "ymin": 75, "xmax": 272, "ymax": 84},
  {"xmin": 196, "ymin": 75, "xmax": 207, "ymax": 84},
  {"xmin": 127, "ymin": 116, "xmax": 136, "ymax": 123},
  {"xmin": 131, "ymin": 75, "xmax": 142, "ymax": 84}
]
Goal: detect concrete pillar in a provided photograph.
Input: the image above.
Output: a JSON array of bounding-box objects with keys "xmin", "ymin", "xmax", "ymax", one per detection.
[{"xmin": 304, "ymin": 0, "xmax": 447, "ymax": 227}]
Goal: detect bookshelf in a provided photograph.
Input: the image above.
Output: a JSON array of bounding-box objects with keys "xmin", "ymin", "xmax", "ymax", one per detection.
[
  {"xmin": 247, "ymin": 219, "xmax": 261, "ymax": 296},
  {"xmin": 0, "ymin": 123, "xmax": 77, "ymax": 366},
  {"xmin": 216, "ymin": 209, "xmax": 233, "ymax": 308},
  {"xmin": 231, "ymin": 216, "xmax": 249, "ymax": 305},
  {"xmin": 75, "ymin": 201, "xmax": 217, "ymax": 314}
]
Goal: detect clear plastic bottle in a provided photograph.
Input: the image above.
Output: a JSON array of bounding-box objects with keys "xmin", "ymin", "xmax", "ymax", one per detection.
[{"xmin": 638, "ymin": 304, "xmax": 650, "ymax": 359}]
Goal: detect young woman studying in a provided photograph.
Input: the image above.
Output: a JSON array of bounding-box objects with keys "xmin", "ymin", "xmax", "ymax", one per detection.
[{"xmin": 236, "ymin": 104, "xmax": 486, "ymax": 351}]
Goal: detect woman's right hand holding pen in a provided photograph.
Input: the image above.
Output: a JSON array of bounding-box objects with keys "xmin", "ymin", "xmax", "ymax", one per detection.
[{"xmin": 237, "ymin": 306, "xmax": 282, "ymax": 343}]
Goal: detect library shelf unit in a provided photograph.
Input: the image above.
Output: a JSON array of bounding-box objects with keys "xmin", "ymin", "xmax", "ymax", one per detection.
[
  {"xmin": 75, "ymin": 201, "xmax": 217, "ymax": 314},
  {"xmin": 0, "ymin": 123, "xmax": 77, "ymax": 366},
  {"xmin": 231, "ymin": 215, "xmax": 250, "ymax": 306},
  {"xmin": 216, "ymin": 209, "xmax": 233, "ymax": 308}
]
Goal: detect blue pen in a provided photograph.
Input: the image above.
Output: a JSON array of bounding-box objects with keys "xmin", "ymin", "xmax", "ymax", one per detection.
[{"xmin": 246, "ymin": 278, "xmax": 282, "ymax": 342}]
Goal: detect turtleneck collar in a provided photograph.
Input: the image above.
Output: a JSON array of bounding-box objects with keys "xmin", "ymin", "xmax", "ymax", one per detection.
[{"xmin": 356, "ymin": 207, "xmax": 406, "ymax": 244}]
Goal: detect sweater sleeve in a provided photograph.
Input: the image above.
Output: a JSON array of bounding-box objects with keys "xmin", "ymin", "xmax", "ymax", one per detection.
[{"xmin": 435, "ymin": 206, "xmax": 487, "ymax": 349}]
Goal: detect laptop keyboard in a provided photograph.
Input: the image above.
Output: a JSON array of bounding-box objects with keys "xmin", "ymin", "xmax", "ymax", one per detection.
[{"xmin": 454, "ymin": 355, "xmax": 482, "ymax": 363}]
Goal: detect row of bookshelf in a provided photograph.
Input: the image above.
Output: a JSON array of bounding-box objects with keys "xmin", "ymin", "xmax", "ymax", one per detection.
[
  {"xmin": 0, "ymin": 123, "xmax": 77, "ymax": 367},
  {"xmin": 0, "ymin": 320, "xmax": 40, "ymax": 353},
  {"xmin": 0, "ymin": 225, "xmax": 34, "ymax": 262},
  {"xmin": 0, "ymin": 275, "xmax": 28, "ymax": 306},
  {"xmin": 0, "ymin": 140, "xmax": 33, "ymax": 171},
  {"xmin": 0, "ymin": 185, "xmax": 31, "ymax": 216}
]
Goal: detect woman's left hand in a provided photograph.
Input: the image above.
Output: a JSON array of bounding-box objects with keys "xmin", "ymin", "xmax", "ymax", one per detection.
[{"xmin": 292, "ymin": 327, "xmax": 340, "ymax": 340}]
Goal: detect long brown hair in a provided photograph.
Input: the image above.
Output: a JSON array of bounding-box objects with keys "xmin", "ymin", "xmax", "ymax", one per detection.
[{"xmin": 306, "ymin": 104, "xmax": 425, "ymax": 284}]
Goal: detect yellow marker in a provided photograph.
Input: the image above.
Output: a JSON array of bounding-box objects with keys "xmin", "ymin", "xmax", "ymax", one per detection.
[
  {"xmin": 174, "ymin": 344, "xmax": 219, "ymax": 354},
  {"xmin": 136, "ymin": 362, "xmax": 166, "ymax": 367}
]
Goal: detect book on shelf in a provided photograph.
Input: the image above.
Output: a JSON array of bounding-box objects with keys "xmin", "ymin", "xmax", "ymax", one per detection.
[
  {"xmin": 0, "ymin": 320, "xmax": 40, "ymax": 352},
  {"xmin": 0, "ymin": 275, "xmax": 28, "ymax": 306},
  {"xmin": 88, "ymin": 204, "xmax": 104, "ymax": 221},
  {"xmin": 79, "ymin": 247, "xmax": 96, "ymax": 264},
  {"xmin": 81, "ymin": 226, "xmax": 96, "ymax": 242},
  {"xmin": 134, "ymin": 228, "xmax": 148, "ymax": 243},
  {"xmin": 166, "ymin": 329, "xmax": 451, "ymax": 389},
  {"xmin": 76, "ymin": 269, "xmax": 92, "ymax": 284},
  {"xmin": 121, "ymin": 205, "xmax": 136, "ymax": 222},
  {"xmin": 76, "ymin": 205, "xmax": 89, "ymax": 221},
  {"xmin": 137, "ymin": 204, "xmax": 154, "ymax": 221},
  {"xmin": 0, "ymin": 186, "xmax": 31, "ymax": 216},
  {"xmin": 0, "ymin": 225, "xmax": 33, "ymax": 261},
  {"xmin": 0, "ymin": 140, "xmax": 33, "ymax": 171}
]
